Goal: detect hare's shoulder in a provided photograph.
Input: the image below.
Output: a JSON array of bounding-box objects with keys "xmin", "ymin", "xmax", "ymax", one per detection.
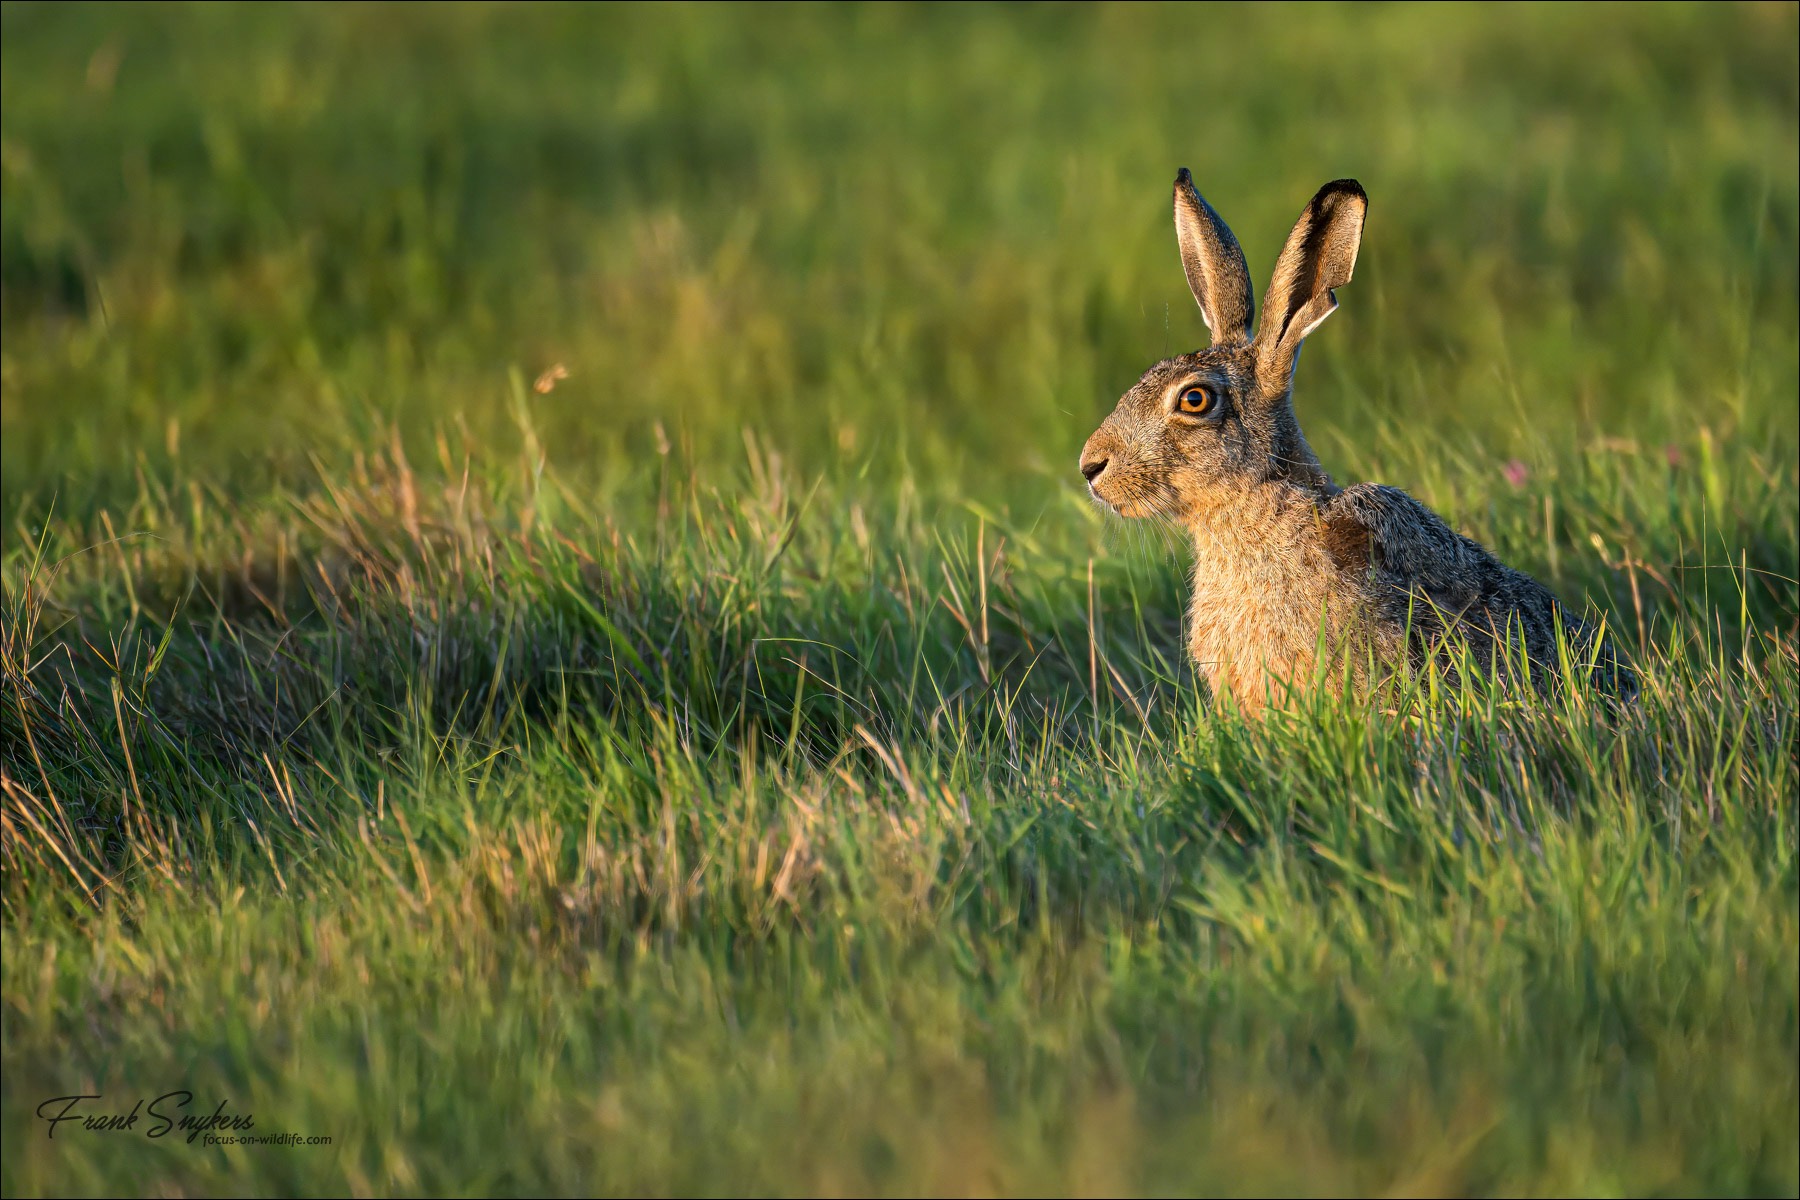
[
  {"xmin": 1320, "ymin": 483, "xmax": 1550, "ymax": 619},
  {"xmin": 1320, "ymin": 484, "xmax": 1488, "ymax": 578}
]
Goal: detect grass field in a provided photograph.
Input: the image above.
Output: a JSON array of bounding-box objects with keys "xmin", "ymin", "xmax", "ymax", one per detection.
[{"xmin": 2, "ymin": 2, "xmax": 1797, "ymax": 1195}]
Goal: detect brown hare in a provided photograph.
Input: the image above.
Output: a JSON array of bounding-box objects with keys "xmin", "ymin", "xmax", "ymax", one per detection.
[{"xmin": 1079, "ymin": 170, "xmax": 1633, "ymax": 714}]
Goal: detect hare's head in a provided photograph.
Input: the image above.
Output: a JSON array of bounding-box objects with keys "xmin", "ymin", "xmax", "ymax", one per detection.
[{"xmin": 1080, "ymin": 171, "xmax": 1367, "ymax": 518}]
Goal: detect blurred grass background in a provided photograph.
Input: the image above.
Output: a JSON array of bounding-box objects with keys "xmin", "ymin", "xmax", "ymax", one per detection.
[
  {"xmin": 2, "ymin": 2, "xmax": 1796, "ymax": 1196},
  {"xmin": 4, "ymin": 1, "xmax": 1793, "ymax": 513}
]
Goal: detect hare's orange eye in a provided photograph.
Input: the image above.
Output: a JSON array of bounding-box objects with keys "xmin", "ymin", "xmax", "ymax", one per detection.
[{"xmin": 1178, "ymin": 386, "xmax": 1215, "ymax": 415}]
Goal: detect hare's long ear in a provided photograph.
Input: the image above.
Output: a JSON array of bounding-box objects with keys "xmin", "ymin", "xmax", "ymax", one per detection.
[
  {"xmin": 1254, "ymin": 179, "xmax": 1366, "ymax": 388},
  {"xmin": 1174, "ymin": 168, "xmax": 1254, "ymax": 347}
]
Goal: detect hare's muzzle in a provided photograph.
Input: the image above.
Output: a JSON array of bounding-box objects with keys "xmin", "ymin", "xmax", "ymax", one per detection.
[{"xmin": 1079, "ymin": 424, "xmax": 1117, "ymax": 491}]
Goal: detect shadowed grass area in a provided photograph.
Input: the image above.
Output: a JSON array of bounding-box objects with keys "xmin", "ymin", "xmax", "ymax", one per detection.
[{"xmin": 2, "ymin": 2, "xmax": 1797, "ymax": 1195}]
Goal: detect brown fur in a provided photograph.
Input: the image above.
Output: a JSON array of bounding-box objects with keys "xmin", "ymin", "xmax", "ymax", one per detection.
[{"xmin": 1079, "ymin": 171, "xmax": 1634, "ymax": 714}]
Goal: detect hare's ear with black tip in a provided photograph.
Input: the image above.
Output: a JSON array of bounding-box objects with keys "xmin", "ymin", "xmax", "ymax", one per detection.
[
  {"xmin": 1254, "ymin": 179, "xmax": 1366, "ymax": 388},
  {"xmin": 1174, "ymin": 168, "xmax": 1255, "ymax": 347}
]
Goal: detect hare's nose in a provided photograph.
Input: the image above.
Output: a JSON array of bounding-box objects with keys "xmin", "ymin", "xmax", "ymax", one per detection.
[{"xmin": 1080, "ymin": 456, "xmax": 1109, "ymax": 483}]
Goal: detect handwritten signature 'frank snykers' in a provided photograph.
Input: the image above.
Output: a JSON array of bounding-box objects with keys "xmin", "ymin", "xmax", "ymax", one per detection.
[{"xmin": 35, "ymin": 1093, "xmax": 255, "ymax": 1144}]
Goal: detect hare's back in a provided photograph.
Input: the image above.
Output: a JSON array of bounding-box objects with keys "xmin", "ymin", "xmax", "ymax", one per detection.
[
  {"xmin": 1325, "ymin": 483, "xmax": 1569, "ymax": 647},
  {"xmin": 1328, "ymin": 483, "xmax": 1637, "ymax": 694}
]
